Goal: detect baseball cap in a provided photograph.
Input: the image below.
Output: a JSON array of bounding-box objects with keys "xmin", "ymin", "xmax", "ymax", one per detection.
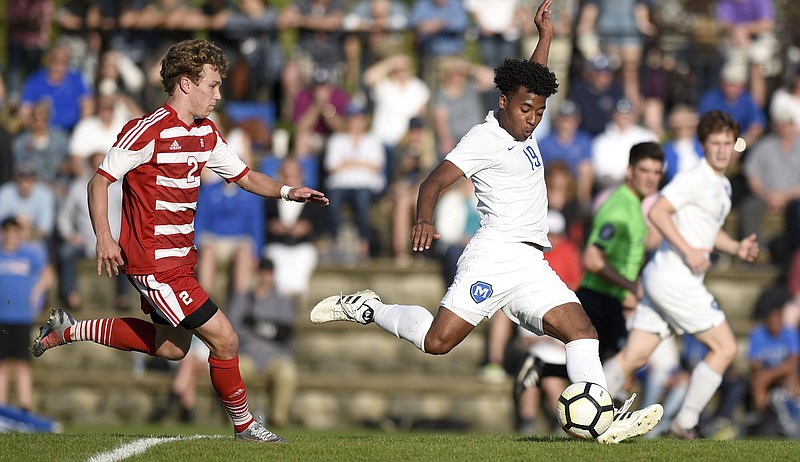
[
  {"xmin": 344, "ymin": 102, "xmax": 368, "ymax": 116},
  {"xmin": 556, "ymin": 100, "xmax": 580, "ymax": 118},
  {"xmin": 409, "ymin": 117, "xmax": 425, "ymax": 129},
  {"xmin": 615, "ymin": 98, "xmax": 633, "ymax": 114},
  {"xmin": 15, "ymin": 162, "xmax": 38, "ymax": 177},
  {"xmin": 590, "ymin": 54, "xmax": 612, "ymax": 72},
  {"xmin": 312, "ymin": 67, "xmax": 332, "ymax": 85},
  {"xmin": 721, "ymin": 62, "xmax": 747, "ymax": 85}
]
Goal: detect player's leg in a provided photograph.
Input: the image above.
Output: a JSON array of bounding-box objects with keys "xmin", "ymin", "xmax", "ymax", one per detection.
[
  {"xmin": 14, "ymin": 359, "xmax": 33, "ymax": 410},
  {"xmin": 193, "ymin": 309, "xmax": 285, "ymax": 442},
  {"xmin": 671, "ymin": 322, "xmax": 737, "ymax": 437},
  {"xmin": 540, "ymin": 302, "xmax": 607, "ymax": 388}
]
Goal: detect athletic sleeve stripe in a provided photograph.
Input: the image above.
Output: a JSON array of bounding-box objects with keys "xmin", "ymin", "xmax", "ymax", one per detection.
[{"xmin": 117, "ymin": 108, "xmax": 169, "ymax": 150}]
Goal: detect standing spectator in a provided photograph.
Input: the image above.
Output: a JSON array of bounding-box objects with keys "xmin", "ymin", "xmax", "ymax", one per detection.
[
  {"xmin": 6, "ymin": 0, "xmax": 53, "ymax": 101},
  {"xmin": 538, "ymin": 100, "xmax": 594, "ymax": 211},
  {"xmin": 291, "ymin": 68, "xmax": 350, "ymax": 157},
  {"xmin": 229, "ymin": 258, "xmax": 298, "ymax": 428},
  {"xmin": 697, "ymin": 62, "xmax": 766, "ymax": 149},
  {"xmin": 567, "ymin": 54, "xmax": 625, "ymax": 137},
  {"xmin": 264, "ymin": 159, "xmax": 325, "ymax": 302},
  {"xmin": 769, "ymin": 70, "xmax": 800, "ymax": 128},
  {"xmin": 465, "ymin": 0, "xmax": 522, "ymax": 70},
  {"xmin": 409, "ymin": 0, "xmax": 470, "ymax": 86},
  {"xmin": 739, "ymin": 112, "xmax": 800, "ymax": 257},
  {"xmin": 747, "ymin": 289, "xmax": 800, "ymax": 436},
  {"xmin": 591, "ymin": 98, "xmax": 658, "ymax": 191},
  {"xmin": 661, "ymin": 105, "xmax": 703, "ymax": 185},
  {"xmin": 343, "ymin": 0, "xmax": 410, "ymax": 88},
  {"xmin": 279, "ymin": 0, "xmax": 347, "ymax": 79},
  {"xmin": 0, "ymin": 164, "xmax": 56, "ymax": 243},
  {"xmin": 57, "ymin": 152, "xmax": 127, "ymax": 313},
  {"xmin": 578, "ymin": 142, "xmax": 664, "ymax": 361},
  {"xmin": 364, "ymin": 54, "xmax": 430, "ymax": 173},
  {"xmin": 18, "ymin": 43, "xmax": 93, "ymax": 133},
  {"xmin": 0, "ymin": 218, "xmax": 52, "ymax": 412},
  {"xmin": 432, "ymin": 57, "xmax": 495, "ymax": 159},
  {"xmin": 12, "ymin": 100, "xmax": 71, "ymax": 188},
  {"xmin": 716, "ymin": 0, "xmax": 776, "ymax": 108},
  {"xmin": 324, "ymin": 103, "xmax": 386, "ymax": 262},
  {"xmin": 576, "ymin": 0, "xmax": 657, "ymax": 108}
]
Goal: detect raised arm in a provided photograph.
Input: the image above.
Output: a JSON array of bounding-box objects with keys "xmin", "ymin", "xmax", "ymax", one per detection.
[{"xmin": 529, "ymin": 0, "xmax": 554, "ymax": 66}]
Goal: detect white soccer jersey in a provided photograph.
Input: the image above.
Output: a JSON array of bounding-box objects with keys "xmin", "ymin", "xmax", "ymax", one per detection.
[
  {"xmin": 648, "ymin": 158, "xmax": 732, "ymax": 273},
  {"xmin": 445, "ymin": 111, "xmax": 551, "ymax": 247}
]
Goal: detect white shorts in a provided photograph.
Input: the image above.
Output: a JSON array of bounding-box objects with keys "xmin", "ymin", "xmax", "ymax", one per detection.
[
  {"xmin": 630, "ymin": 258, "xmax": 726, "ymax": 338},
  {"xmin": 440, "ymin": 238, "xmax": 579, "ymax": 334}
]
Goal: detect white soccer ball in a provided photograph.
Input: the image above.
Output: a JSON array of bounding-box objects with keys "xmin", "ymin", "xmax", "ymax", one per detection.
[{"xmin": 556, "ymin": 381, "xmax": 615, "ymax": 439}]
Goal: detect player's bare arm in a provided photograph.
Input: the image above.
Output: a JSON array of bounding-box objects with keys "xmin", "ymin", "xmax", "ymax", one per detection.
[
  {"xmin": 529, "ymin": 0, "xmax": 553, "ymax": 66},
  {"xmin": 582, "ymin": 245, "xmax": 640, "ymax": 299},
  {"xmin": 648, "ymin": 195, "xmax": 711, "ymax": 274},
  {"xmin": 715, "ymin": 229, "xmax": 759, "ymax": 262},
  {"xmin": 87, "ymin": 173, "xmax": 124, "ymax": 277},
  {"xmin": 236, "ymin": 169, "xmax": 330, "ymax": 206},
  {"xmin": 412, "ymin": 160, "xmax": 464, "ymax": 252}
]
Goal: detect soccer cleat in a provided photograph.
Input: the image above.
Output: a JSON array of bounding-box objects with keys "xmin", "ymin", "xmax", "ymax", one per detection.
[
  {"xmin": 669, "ymin": 421, "xmax": 700, "ymax": 440},
  {"xmin": 309, "ymin": 289, "xmax": 381, "ymax": 325},
  {"xmin": 235, "ymin": 417, "xmax": 287, "ymax": 443},
  {"xmin": 596, "ymin": 394, "xmax": 664, "ymax": 444},
  {"xmin": 513, "ymin": 355, "xmax": 543, "ymax": 399},
  {"xmin": 31, "ymin": 309, "xmax": 77, "ymax": 357}
]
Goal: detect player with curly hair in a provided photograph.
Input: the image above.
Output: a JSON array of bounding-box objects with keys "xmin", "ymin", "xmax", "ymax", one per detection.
[{"xmin": 311, "ymin": 0, "xmax": 662, "ymax": 443}]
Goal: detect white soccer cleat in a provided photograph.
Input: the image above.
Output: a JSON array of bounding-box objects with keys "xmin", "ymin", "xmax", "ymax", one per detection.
[
  {"xmin": 235, "ymin": 417, "xmax": 286, "ymax": 443},
  {"xmin": 31, "ymin": 308, "xmax": 77, "ymax": 357},
  {"xmin": 309, "ymin": 289, "xmax": 381, "ymax": 325},
  {"xmin": 596, "ymin": 394, "xmax": 664, "ymax": 444}
]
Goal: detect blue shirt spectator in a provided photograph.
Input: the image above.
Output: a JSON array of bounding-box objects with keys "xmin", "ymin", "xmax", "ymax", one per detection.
[
  {"xmin": 194, "ymin": 181, "xmax": 265, "ymax": 255},
  {"xmin": 0, "ymin": 167, "xmax": 56, "ymax": 240},
  {"xmin": 410, "ymin": 0, "xmax": 469, "ymax": 57},
  {"xmin": 0, "ymin": 225, "xmax": 48, "ymax": 324},
  {"xmin": 697, "ymin": 62, "xmax": 766, "ymax": 147},
  {"xmin": 748, "ymin": 323, "xmax": 800, "ymax": 369}
]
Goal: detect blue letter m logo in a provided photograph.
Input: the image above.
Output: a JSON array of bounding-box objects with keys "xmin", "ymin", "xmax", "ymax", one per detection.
[{"xmin": 470, "ymin": 281, "xmax": 493, "ymax": 303}]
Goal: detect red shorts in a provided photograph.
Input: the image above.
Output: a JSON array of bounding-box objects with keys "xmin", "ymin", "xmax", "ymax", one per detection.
[{"xmin": 127, "ymin": 265, "xmax": 210, "ymax": 327}]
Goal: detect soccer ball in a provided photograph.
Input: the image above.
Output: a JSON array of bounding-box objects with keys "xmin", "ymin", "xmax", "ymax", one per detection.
[{"xmin": 556, "ymin": 381, "xmax": 615, "ymax": 439}]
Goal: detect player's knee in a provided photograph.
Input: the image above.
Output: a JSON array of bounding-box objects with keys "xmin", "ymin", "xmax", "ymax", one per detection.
[
  {"xmin": 423, "ymin": 336, "xmax": 455, "ymax": 355},
  {"xmin": 207, "ymin": 330, "xmax": 239, "ymax": 359},
  {"xmin": 158, "ymin": 344, "xmax": 189, "ymax": 361}
]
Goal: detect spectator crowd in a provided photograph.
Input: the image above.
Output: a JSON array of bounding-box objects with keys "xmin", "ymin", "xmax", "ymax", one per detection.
[{"xmin": 2, "ymin": 0, "xmax": 800, "ymax": 439}]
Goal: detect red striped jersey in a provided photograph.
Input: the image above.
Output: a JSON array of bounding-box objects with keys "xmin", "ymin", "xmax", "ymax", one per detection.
[{"xmin": 97, "ymin": 104, "xmax": 249, "ymax": 275}]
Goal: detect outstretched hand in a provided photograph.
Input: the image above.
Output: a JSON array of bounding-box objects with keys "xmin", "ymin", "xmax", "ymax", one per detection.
[
  {"xmin": 287, "ymin": 186, "xmax": 330, "ymax": 206},
  {"xmin": 411, "ymin": 221, "xmax": 440, "ymax": 252},
  {"xmin": 534, "ymin": 0, "xmax": 554, "ymax": 38}
]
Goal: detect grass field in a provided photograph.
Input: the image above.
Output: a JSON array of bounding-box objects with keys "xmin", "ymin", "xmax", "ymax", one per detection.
[{"xmin": 2, "ymin": 424, "xmax": 800, "ymax": 462}]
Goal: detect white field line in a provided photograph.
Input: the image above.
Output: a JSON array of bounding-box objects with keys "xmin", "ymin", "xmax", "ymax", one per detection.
[{"xmin": 87, "ymin": 434, "xmax": 225, "ymax": 462}]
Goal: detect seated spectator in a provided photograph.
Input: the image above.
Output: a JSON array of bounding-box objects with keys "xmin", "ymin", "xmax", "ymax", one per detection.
[
  {"xmin": 717, "ymin": 0, "xmax": 777, "ymax": 108},
  {"xmin": 0, "ymin": 217, "xmax": 53, "ymax": 412},
  {"xmin": 12, "ymin": 100, "xmax": 71, "ymax": 192},
  {"xmin": 6, "ymin": 0, "xmax": 52, "ymax": 101},
  {"xmin": 389, "ymin": 117, "xmax": 436, "ymax": 265},
  {"xmin": 229, "ymin": 258, "xmax": 298, "ymax": 427},
  {"xmin": 291, "ymin": 68, "xmax": 350, "ymax": 157},
  {"xmin": 739, "ymin": 112, "xmax": 800, "ymax": 259},
  {"xmin": 770, "ymin": 70, "xmax": 800, "ymax": 128},
  {"xmin": 567, "ymin": 54, "xmax": 625, "ymax": 137},
  {"xmin": 0, "ymin": 164, "xmax": 55, "ymax": 243},
  {"xmin": 748, "ymin": 289, "xmax": 800, "ymax": 435},
  {"xmin": 661, "ymin": 105, "xmax": 702, "ymax": 185},
  {"xmin": 591, "ymin": 98, "xmax": 658, "ymax": 191},
  {"xmin": 18, "ymin": 42, "xmax": 93, "ymax": 132},
  {"xmin": 514, "ymin": 332, "xmax": 568, "ymax": 435},
  {"xmin": 148, "ymin": 336, "xmax": 209, "ymax": 424},
  {"xmin": 697, "ymin": 61, "xmax": 766, "ymax": 149},
  {"xmin": 95, "ymin": 50, "xmax": 147, "ymax": 108},
  {"xmin": 56, "ymin": 0, "xmax": 102, "ymax": 88},
  {"xmin": 545, "ymin": 161, "xmax": 584, "ymax": 244},
  {"xmin": 434, "ymin": 177, "xmax": 479, "ymax": 287},
  {"xmin": 538, "ymin": 100, "xmax": 594, "ymax": 211},
  {"xmin": 57, "ymin": 152, "xmax": 127, "ymax": 312},
  {"xmin": 409, "ymin": 0, "xmax": 470, "ymax": 86},
  {"xmin": 364, "ymin": 54, "xmax": 430, "ymax": 173},
  {"xmin": 465, "ymin": 0, "xmax": 521, "ymax": 71},
  {"xmin": 194, "ymin": 157, "xmax": 264, "ymax": 297},
  {"xmin": 432, "ymin": 57, "xmax": 495, "ymax": 159},
  {"xmin": 264, "ymin": 158, "xmax": 325, "ymax": 303},
  {"xmin": 324, "ymin": 103, "xmax": 386, "ymax": 263},
  {"xmin": 68, "ymin": 93, "xmax": 134, "ymax": 177}
]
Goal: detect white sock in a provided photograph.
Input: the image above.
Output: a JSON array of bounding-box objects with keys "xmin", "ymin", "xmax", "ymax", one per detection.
[
  {"xmin": 674, "ymin": 361, "xmax": 722, "ymax": 430},
  {"xmin": 602, "ymin": 358, "xmax": 627, "ymax": 398},
  {"xmin": 565, "ymin": 339, "xmax": 607, "ymax": 389},
  {"xmin": 366, "ymin": 300, "xmax": 433, "ymax": 352}
]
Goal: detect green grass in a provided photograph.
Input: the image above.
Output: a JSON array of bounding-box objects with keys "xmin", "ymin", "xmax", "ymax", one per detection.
[{"xmin": 2, "ymin": 424, "xmax": 800, "ymax": 462}]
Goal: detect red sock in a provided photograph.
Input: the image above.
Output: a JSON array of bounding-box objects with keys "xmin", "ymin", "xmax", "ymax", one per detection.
[
  {"xmin": 66, "ymin": 318, "xmax": 157, "ymax": 355},
  {"xmin": 208, "ymin": 355, "xmax": 254, "ymax": 432}
]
